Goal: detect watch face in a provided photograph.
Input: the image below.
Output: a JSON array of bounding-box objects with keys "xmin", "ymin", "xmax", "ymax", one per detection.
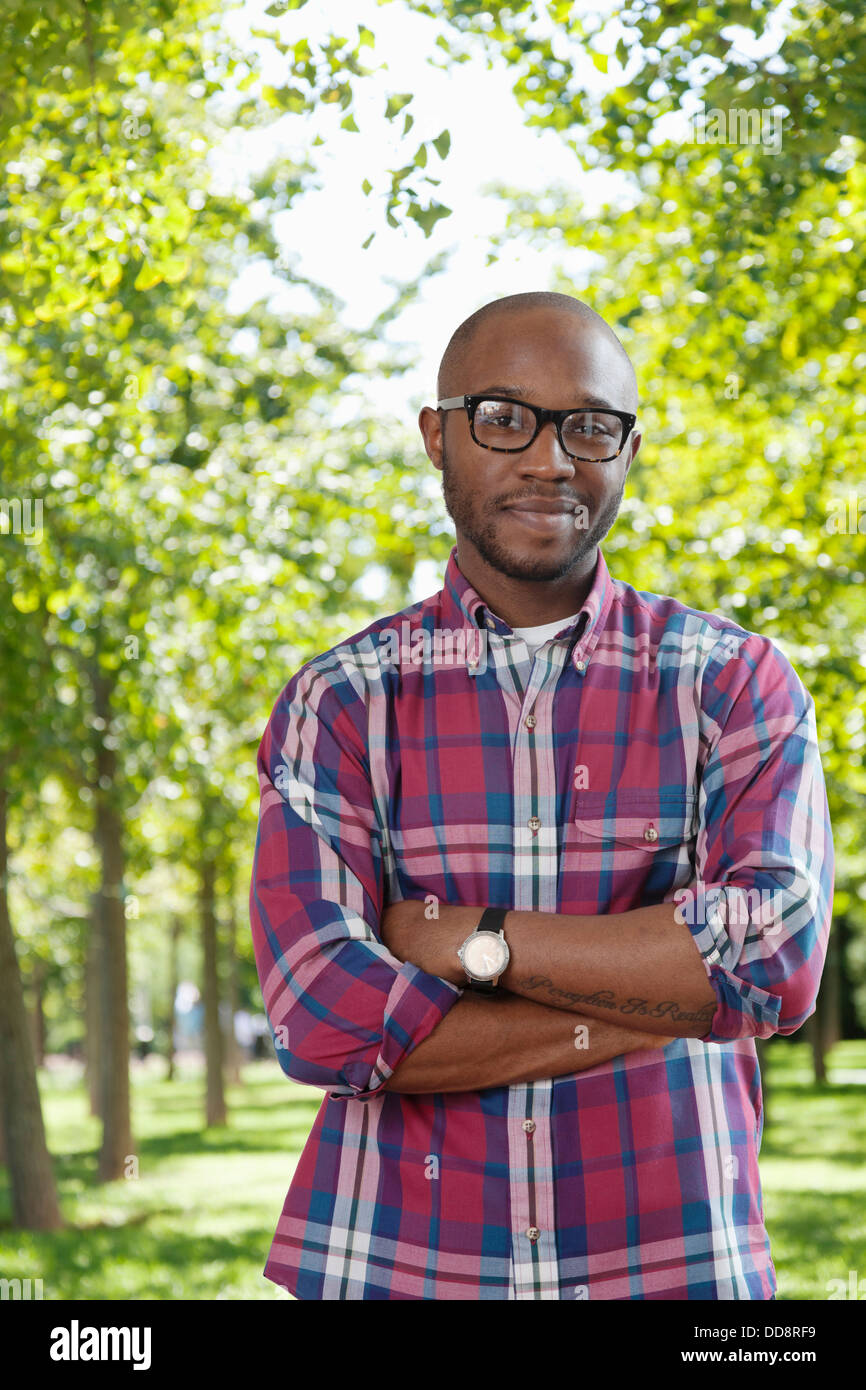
[{"xmin": 463, "ymin": 932, "xmax": 507, "ymax": 980}]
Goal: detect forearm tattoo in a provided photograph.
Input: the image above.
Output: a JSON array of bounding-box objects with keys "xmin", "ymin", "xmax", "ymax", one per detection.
[{"xmin": 517, "ymin": 974, "xmax": 715, "ymax": 1026}]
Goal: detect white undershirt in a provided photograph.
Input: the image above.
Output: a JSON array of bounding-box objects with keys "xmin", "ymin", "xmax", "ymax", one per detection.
[{"xmin": 507, "ymin": 613, "xmax": 582, "ymax": 660}]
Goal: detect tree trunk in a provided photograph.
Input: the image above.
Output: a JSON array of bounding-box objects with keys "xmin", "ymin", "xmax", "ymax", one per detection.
[
  {"xmin": 30, "ymin": 958, "xmax": 46, "ymax": 1068},
  {"xmin": 0, "ymin": 781, "xmax": 63, "ymax": 1228},
  {"xmin": 836, "ymin": 913, "xmax": 857, "ymax": 1038},
  {"xmin": 225, "ymin": 897, "xmax": 242, "ymax": 1087},
  {"xmin": 84, "ymin": 907, "xmax": 102, "ymax": 1116},
  {"xmin": 820, "ymin": 922, "xmax": 841, "ymax": 1055},
  {"xmin": 166, "ymin": 914, "xmax": 181, "ymax": 1082},
  {"xmin": 92, "ymin": 694, "xmax": 132, "ymax": 1181},
  {"xmin": 807, "ymin": 1012, "xmax": 827, "ymax": 1085},
  {"xmin": 201, "ymin": 854, "xmax": 226, "ymax": 1126}
]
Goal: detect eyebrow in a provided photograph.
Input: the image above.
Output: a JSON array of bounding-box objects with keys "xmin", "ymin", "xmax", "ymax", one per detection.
[{"xmin": 477, "ymin": 384, "xmax": 620, "ymax": 411}]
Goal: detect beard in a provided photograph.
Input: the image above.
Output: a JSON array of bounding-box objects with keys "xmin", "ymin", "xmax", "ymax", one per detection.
[{"xmin": 440, "ymin": 442, "xmax": 625, "ymax": 583}]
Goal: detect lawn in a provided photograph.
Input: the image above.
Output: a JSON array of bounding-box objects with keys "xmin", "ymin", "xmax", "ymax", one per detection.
[{"xmin": 1, "ymin": 1041, "xmax": 863, "ymax": 1300}]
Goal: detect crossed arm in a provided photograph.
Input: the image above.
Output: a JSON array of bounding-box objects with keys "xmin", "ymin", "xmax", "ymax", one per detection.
[
  {"xmin": 380, "ymin": 898, "xmax": 718, "ymax": 1093},
  {"xmin": 254, "ymin": 639, "xmax": 831, "ymax": 1102}
]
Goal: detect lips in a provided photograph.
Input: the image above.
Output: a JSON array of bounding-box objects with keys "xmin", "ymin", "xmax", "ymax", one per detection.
[
  {"xmin": 504, "ymin": 498, "xmax": 579, "ymax": 515},
  {"xmin": 502, "ymin": 498, "xmax": 584, "ymax": 534}
]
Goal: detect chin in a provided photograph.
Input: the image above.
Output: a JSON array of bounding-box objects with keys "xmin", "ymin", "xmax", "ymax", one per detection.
[{"xmin": 486, "ymin": 542, "xmax": 590, "ymax": 583}]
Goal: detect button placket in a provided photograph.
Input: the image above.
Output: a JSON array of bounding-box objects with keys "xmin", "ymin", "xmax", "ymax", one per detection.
[{"xmin": 508, "ymin": 662, "xmax": 561, "ymax": 1299}]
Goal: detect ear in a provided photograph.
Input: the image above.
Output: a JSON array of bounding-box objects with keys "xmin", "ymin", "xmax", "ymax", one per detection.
[
  {"xmin": 623, "ymin": 425, "xmax": 641, "ymax": 478},
  {"xmin": 419, "ymin": 405, "xmax": 445, "ymax": 471}
]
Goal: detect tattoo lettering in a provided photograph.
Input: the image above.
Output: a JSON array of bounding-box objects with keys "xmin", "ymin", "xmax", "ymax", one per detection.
[
  {"xmin": 620, "ymin": 998, "xmax": 716, "ymax": 1024},
  {"xmin": 517, "ymin": 976, "xmax": 715, "ymax": 1026},
  {"xmin": 517, "ymin": 976, "xmax": 617, "ymax": 1010}
]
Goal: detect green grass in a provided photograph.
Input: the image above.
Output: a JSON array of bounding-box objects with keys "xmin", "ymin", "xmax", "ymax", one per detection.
[
  {"xmin": 757, "ymin": 1040, "xmax": 866, "ymax": 1300},
  {"xmin": 0, "ymin": 1061, "xmax": 320, "ymax": 1300},
  {"xmin": 0, "ymin": 1041, "xmax": 864, "ymax": 1300}
]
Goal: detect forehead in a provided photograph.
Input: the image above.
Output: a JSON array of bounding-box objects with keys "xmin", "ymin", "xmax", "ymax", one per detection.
[{"xmin": 463, "ymin": 311, "xmax": 633, "ymax": 408}]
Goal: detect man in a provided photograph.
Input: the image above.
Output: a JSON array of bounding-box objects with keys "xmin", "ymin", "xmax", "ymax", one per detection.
[{"xmin": 249, "ymin": 291, "xmax": 833, "ymax": 1300}]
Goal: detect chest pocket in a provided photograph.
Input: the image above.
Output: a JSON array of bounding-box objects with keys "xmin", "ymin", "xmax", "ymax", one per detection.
[{"xmin": 561, "ymin": 791, "xmax": 698, "ymax": 914}]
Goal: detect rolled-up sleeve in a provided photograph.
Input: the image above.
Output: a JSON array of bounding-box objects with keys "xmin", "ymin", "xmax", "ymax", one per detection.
[
  {"xmin": 249, "ymin": 661, "xmax": 462, "ymax": 1100},
  {"xmin": 682, "ymin": 632, "xmax": 834, "ymax": 1043}
]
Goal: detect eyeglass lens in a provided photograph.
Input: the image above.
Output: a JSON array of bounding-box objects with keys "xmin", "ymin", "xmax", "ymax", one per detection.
[{"xmin": 473, "ymin": 398, "xmax": 623, "ymax": 459}]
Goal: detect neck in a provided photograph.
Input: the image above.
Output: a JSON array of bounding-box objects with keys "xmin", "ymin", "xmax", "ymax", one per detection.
[{"xmin": 455, "ymin": 540, "xmax": 598, "ymax": 628}]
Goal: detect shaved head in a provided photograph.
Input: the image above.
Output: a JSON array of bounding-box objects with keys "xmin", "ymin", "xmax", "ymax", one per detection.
[{"xmin": 436, "ymin": 291, "xmax": 638, "ymax": 412}]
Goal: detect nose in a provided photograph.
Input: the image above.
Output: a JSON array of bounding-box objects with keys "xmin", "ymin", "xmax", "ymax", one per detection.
[{"xmin": 517, "ymin": 418, "xmax": 576, "ymax": 480}]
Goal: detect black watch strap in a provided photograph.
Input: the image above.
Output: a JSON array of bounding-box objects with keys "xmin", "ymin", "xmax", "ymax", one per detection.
[{"xmin": 477, "ymin": 907, "xmax": 508, "ymax": 934}]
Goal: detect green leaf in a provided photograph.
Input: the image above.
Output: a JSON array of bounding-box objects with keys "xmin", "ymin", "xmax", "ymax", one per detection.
[
  {"xmin": 412, "ymin": 202, "xmax": 452, "ymax": 236},
  {"xmin": 385, "ymin": 93, "xmax": 413, "ymax": 120},
  {"xmin": 99, "ymin": 258, "xmax": 123, "ymax": 290},
  {"xmin": 133, "ymin": 262, "xmax": 163, "ymax": 291},
  {"xmin": 161, "ymin": 255, "xmax": 191, "ymax": 285},
  {"xmin": 432, "ymin": 129, "xmax": 451, "ymax": 159}
]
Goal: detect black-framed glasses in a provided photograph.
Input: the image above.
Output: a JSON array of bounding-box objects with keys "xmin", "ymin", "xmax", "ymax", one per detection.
[{"xmin": 437, "ymin": 394, "xmax": 637, "ymax": 463}]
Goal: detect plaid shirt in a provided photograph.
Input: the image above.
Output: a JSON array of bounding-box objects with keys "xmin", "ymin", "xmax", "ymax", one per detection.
[{"xmin": 249, "ymin": 545, "xmax": 833, "ymax": 1300}]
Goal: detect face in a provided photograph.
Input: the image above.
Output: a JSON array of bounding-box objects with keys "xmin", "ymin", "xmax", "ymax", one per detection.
[{"xmin": 419, "ymin": 309, "xmax": 641, "ymax": 584}]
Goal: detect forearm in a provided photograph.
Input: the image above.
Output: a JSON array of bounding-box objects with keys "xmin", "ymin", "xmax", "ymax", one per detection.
[
  {"xmin": 382, "ymin": 899, "xmax": 717, "ymax": 1041},
  {"xmin": 499, "ymin": 902, "xmax": 717, "ymax": 1038},
  {"xmin": 383, "ymin": 990, "xmax": 673, "ymax": 1095}
]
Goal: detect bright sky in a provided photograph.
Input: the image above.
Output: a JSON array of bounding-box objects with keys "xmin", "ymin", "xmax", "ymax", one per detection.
[{"xmin": 220, "ymin": 0, "xmax": 633, "ymax": 415}]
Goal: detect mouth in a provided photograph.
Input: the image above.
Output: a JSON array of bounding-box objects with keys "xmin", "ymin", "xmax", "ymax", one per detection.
[{"xmin": 501, "ymin": 499, "xmax": 586, "ymax": 535}]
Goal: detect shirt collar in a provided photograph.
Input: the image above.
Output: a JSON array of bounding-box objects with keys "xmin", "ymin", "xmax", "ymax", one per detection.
[{"xmin": 440, "ymin": 544, "xmax": 612, "ymax": 670}]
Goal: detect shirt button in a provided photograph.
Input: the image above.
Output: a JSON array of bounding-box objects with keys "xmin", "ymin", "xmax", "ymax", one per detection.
[
  {"xmin": 644, "ymin": 824, "xmax": 658, "ymax": 842},
  {"xmin": 524, "ymin": 714, "xmax": 537, "ymax": 730},
  {"xmin": 468, "ymin": 661, "xmax": 478, "ymax": 673},
  {"xmin": 486, "ymin": 616, "xmax": 496, "ymax": 630},
  {"xmin": 575, "ymin": 659, "xmax": 587, "ymax": 673},
  {"xmin": 528, "ymin": 816, "xmax": 541, "ymax": 832},
  {"xmin": 526, "ymin": 1227, "xmax": 540, "ymax": 1242},
  {"xmin": 522, "ymin": 1119, "xmax": 536, "ymax": 1134}
]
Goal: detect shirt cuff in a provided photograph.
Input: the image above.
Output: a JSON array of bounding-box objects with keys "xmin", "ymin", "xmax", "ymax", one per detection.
[{"xmin": 328, "ymin": 960, "xmax": 463, "ymax": 1101}]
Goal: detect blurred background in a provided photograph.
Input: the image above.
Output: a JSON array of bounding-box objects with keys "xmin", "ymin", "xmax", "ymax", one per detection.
[{"xmin": 1, "ymin": 0, "xmax": 864, "ymax": 1301}]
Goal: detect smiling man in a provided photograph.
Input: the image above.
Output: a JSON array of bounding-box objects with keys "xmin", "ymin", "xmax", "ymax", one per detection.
[{"xmin": 250, "ymin": 291, "xmax": 833, "ymax": 1300}]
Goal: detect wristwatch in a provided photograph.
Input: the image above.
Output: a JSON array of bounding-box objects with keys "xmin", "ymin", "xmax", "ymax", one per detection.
[{"xmin": 457, "ymin": 907, "xmax": 510, "ymax": 993}]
